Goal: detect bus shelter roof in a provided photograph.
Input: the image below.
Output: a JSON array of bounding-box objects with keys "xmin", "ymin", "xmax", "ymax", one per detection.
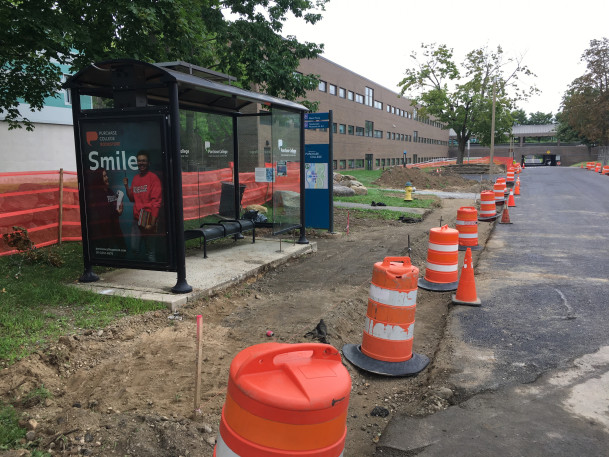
[{"xmin": 65, "ymin": 58, "xmax": 308, "ymax": 114}]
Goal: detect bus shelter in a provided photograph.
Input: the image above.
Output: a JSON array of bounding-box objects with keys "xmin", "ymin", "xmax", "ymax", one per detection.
[{"xmin": 65, "ymin": 59, "xmax": 308, "ymax": 293}]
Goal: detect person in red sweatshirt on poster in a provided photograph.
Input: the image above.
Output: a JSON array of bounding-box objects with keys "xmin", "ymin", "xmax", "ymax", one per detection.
[{"xmin": 123, "ymin": 151, "xmax": 162, "ymax": 262}]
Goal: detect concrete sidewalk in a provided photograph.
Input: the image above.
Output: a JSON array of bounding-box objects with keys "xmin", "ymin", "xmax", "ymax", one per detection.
[{"xmin": 74, "ymin": 237, "xmax": 316, "ymax": 311}]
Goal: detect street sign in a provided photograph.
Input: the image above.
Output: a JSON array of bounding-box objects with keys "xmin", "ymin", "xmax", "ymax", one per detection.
[
  {"xmin": 304, "ymin": 112, "xmax": 330, "ymax": 130},
  {"xmin": 305, "ymin": 120, "xmax": 329, "ymax": 129},
  {"xmin": 305, "ymin": 113, "xmax": 329, "ymax": 121}
]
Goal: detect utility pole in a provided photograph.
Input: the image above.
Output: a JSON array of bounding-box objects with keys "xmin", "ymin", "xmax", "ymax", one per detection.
[{"xmin": 489, "ymin": 78, "xmax": 496, "ymax": 174}]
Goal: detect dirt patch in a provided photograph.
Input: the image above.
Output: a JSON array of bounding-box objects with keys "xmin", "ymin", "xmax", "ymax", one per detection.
[
  {"xmin": 374, "ymin": 166, "xmax": 498, "ymax": 193},
  {"xmin": 0, "ymin": 188, "xmax": 496, "ymax": 457}
]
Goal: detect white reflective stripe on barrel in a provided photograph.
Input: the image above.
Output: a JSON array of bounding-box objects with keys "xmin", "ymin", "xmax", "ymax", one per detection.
[
  {"xmin": 369, "ymin": 284, "xmax": 417, "ymax": 307},
  {"xmin": 426, "ymin": 261, "xmax": 458, "ymax": 272},
  {"xmin": 480, "ymin": 210, "xmax": 495, "ymax": 215},
  {"xmin": 456, "ymin": 220, "xmax": 477, "ymax": 225},
  {"xmin": 427, "ymin": 243, "xmax": 458, "ymax": 252},
  {"xmin": 458, "ymin": 233, "xmax": 478, "ymax": 238},
  {"xmin": 215, "ymin": 434, "xmax": 239, "ymax": 457},
  {"xmin": 364, "ymin": 317, "xmax": 414, "ymax": 341}
]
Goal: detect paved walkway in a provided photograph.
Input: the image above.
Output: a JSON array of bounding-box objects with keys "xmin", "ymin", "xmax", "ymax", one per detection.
[{"xmin": 74, "ymin": 238, "xmax": 316, "ymax": 310}]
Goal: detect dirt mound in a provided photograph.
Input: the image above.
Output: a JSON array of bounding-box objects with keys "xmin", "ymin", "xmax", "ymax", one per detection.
[{"xmin": 374, "ymin": 166, "xmax": 494, "ymax": 192}]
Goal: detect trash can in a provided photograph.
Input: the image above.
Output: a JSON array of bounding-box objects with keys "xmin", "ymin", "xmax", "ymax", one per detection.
[{"xmin": 219, "ymin": 182, "xmax": 246, "ymax": 218}]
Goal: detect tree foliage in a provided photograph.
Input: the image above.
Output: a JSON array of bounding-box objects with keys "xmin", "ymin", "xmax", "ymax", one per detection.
[
  {"xmin": 527, "ymin": 111, "xmax": 554, "ymax": 125},
  {"xmin": 511, "ymin": 108, "xmax": 528, "ymax": 125},
  {"xmin": 398, "ymin": 43, "xmax": 537, "ymax": 163},
  {"xmin": 1, "ymin": 0, "xmax": 328, "ymax": 130},
  {"xmin": 560, "ymin": 37, "xmax": 609, "ymax": 146}
]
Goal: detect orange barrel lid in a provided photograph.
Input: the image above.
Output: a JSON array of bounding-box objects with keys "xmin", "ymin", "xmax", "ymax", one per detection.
[
  {"xmin": 371, "ymin": 256, "xmax": 419, "ymax": 292},
  {"xmin": 429, "ymin": 225, "xmax": 459, "ymax": 245},
  {"xmin": 457, "ymin": 206, "xmax": 477, "ymax": 220},
  {"xmin": 227, "ymin": 343, "xmax": 351, "ymax": 424}
]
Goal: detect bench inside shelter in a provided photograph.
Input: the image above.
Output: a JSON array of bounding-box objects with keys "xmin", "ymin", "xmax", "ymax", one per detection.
[{"xmin": 184, "ymin": 219, "xmax": 255, "ymax": 258}]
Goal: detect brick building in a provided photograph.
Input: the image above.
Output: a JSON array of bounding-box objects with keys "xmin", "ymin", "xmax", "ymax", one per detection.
[{"xmin": 298, "ymin": 56, "xmax": 450, "ymax": 170}]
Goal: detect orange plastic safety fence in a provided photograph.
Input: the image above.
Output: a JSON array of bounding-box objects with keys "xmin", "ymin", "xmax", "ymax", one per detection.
[
  {"xmin": 2, "ymin": 165, "xmax": 302, "ymax": 256},
  {"xmin": 0, "ymin": 171, "xmax": 80, "ymax": 256}
]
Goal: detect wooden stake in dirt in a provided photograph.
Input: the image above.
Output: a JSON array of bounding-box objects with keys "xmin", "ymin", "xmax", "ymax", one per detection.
[
  {"xmin": 58, "ymin": 168, "xmax": 64, "ymax": 244},
  {"xmin": 194, "ymin": 315, "xmax": 203, "ymax": 414}
]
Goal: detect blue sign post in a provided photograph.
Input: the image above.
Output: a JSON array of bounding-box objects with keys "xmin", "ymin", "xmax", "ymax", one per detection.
[{"xmin": 304, "ymin": 111, "xmax": 333, "ymax": 231}]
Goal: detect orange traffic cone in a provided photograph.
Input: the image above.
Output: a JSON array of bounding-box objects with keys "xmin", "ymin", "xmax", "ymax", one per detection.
[
  {"xmin": 514, "ymin": 178, "xmax": 521, "ymax": 196},
  {"xmin": 452, "ymin": 248, "xmax": 481, "ymax": 306},
  {"xmin": 499, "ymin": 205, "xmax": 512, "ymax": 224},
  {"xmin": 507, "ymin": 188, "xmax": 516, "ymax": 207}
]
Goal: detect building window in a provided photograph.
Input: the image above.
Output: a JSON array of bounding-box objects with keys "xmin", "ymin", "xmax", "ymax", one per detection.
[
  {"xmin": 392, "ymin": 132, "xmax": 396, "ymax": 140},
  {"xmin": 339, "ymin": 124, "xmax": 346, "ymax": 134},
  {"xmin": 355, "ymin": 93, "xmax": 364, "ymax": 104},
  {"xmin": 348, "ymin": 159, "xmax": 355, "ymax": 169},
  {"xmin": 355, "ymin": 126, "xmax": 364, "ymax": 136},
  {"xmin": 387, "ymin": 105, "xmax": 391, "ymax": 112},
  {"xmin": 319, "ymin": 80, "xmax": 327, "ymax": 92},
  {"xmin": 375, "ymin": 159, "xmax": 380, "ymax": 167},
  {"xmin": 365, "ymin": 120, "xmax": 373, "ymax": 137},
  {"xmin": 373, "ymin": 129, "xmax": 383, "ymax": 138},
  {"xmin": 356, "ymin": 159, "xmax": 364, "ymax": 168},
  {"xmin": 374, "ymin": 100, "xmax": 383, "ymax": 110},
  {"xmin": 386, "ymin": 131, "xmax": 391, "ymax": 139},
  {"xmin": 413, "ymin": 131, "xmax": 418, "ymax": 142},
  {"xmin": 63, "ymin": 75, "xmax": 72, "ymax": 105},
  {"xmin": 333, "ymin": 160, "xmax": 337, "ymax": 170},
  {"xmin": 365, "ymin": 87, "xmax": 373, "ymax": 106},
  {"xmin": 339, "ymin": 87, "xmax": 346, "ymax": 98},
  {"xmin": 348, "ymin": 91, "xmax": 354, "ymax": 101},
  {"xmin": 329, "ymin": 84, "xmax": 337, "ymax": 95},
  {"xmin": 348, "ymin": 125, "xmax": 354, "ymax": 135},
  {"xmin": 339, "ymin": 160, "xmax": 346, "ymax": 169},
  {"xmin": 333, "ymin": 123, "xmax": 337, "ymax": 133},
  {"xmin": 391, "ymin": 106, "xmax": 395, "ymax": 114}
]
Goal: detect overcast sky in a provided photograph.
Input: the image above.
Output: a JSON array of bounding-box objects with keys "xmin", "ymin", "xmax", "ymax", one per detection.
[{"xmin": 282, "ymin": 0, "xmax": 609, "ymax": 116}]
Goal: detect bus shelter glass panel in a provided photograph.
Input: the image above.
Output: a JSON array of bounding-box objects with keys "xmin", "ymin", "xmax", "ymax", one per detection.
[
  {"xmin": 237, "ymin": 114, "xmax": 272, "ymax": 223},
  {"xmin": 179, "ymin": 110, "xmax": 234, "ymax": 224},
  {"xmin": 271, "ymin": 109, "xmax": 301, "ymax": 234}
]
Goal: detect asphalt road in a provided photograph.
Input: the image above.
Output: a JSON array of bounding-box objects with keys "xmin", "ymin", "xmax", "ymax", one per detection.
[
  {"xmin": 377, "ymin": 167, "xmax": 609, "ymax": 456},
  {"xmin": 456, "ymin": 166, "xmax": 609, "ymax": 387}
]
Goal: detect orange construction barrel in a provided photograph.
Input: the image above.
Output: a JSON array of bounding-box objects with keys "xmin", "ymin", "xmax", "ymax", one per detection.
[
  {"xmin": 506, "ymin": 168, "xmax": 515, "ymax": 187},
  {"xmin": 418, "ymin": 225, "xmax": 459, "ymax": 291},
  {"xmin": 456, "ymin": 206, "xmax": 481, "ymax": 250},
  {"xmin": 215, "ymin": 343, "xmax": 351, "ymax": 457},
  {"xmin": 493, "ymin": 182, "xmax": 505, "ymax": 207},
  {"xmin": 478, "ymin": 190, "xmax": 498, "ymax": 222},
  {"xmin": 343, "ymin": 256, "xmax": 429, "ymax": 376}
]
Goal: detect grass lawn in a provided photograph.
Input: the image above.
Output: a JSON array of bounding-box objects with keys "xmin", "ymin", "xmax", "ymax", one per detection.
[
  {"xmin": 341, "ymin": 169, "xmax": 383, "ymax": 187},
  {"xmin": 0, "ymin": 241, "xmax": 165, "ymax": 366}
]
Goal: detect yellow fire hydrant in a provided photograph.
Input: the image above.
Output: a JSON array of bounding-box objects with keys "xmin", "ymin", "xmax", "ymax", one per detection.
[{"xmin": 404, "ymin": 181, "xmax": 413, "ymax": 201}]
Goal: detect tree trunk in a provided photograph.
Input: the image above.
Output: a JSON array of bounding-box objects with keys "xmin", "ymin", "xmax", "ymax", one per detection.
[{"xmin": 456, "ymin": 138, "xmax": 467, "ymax": 165}]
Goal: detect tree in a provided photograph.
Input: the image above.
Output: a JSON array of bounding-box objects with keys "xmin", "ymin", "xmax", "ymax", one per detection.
[
  {"xmin": 398, "ymin": 43, "xmax": 537, "ymax": 164},
  {"xmin": 560, "ymin": 37, "xmax": 609, "ymax": 147},
  {"xmin": 511, "ymin": 108, "xmax": 527, "ymax": 125},
  {"xmin": 527, "ymin": 111, "xmax": 554, "ymax": 125},
  {"xmin": 555, "ymin": 110, "xmax": 594, "ymax": 148},
  {"xmin": 1, "ymin": 0, "xmax": 328, "ymax": 130}
]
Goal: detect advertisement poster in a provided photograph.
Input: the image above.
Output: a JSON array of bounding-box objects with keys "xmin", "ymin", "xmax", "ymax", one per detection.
[{"xmin": 79, "ymin": 116, "xmax": 170, "ymax": 266}]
